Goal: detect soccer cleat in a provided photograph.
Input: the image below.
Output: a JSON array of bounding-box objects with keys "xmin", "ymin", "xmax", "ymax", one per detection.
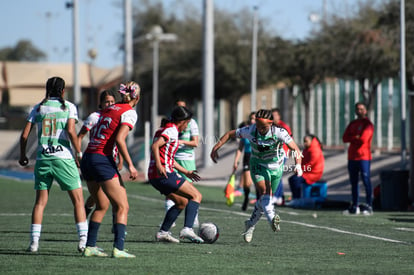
[
  {"xmin": 242, "ymin": 220, "xmax": 255, "ymax": 243},
  {"xmin": 361, "ymin": 205, "xmax": 374, "ymax": 216},
  {"xmin": 27, "ymin": 241, "xmax": 39, "ymax": 252},
  {"xmin": 271, "ymin": 214, "xmax": 281, "ymax": 232},
  {"xmin": 179, "ymin": 227, "xmax": 204, "ymax": 243},
  {"xmin": 156, "ymin": 231, "xmax": 180, "ymax": 243},
  {"xmin": 82, "ymin": 246, "xmax": 108, "ymax": 257},
  {"xmin": 112, "ymin": 247, "xmax": 136, "ymax": 258},
  {"xmin": 78, "ymin": 238, "xmax": 87, "ymax": 252},
  {"xmin": 342, "ymin": 205, "xmax": 360, "ymax": 215}
]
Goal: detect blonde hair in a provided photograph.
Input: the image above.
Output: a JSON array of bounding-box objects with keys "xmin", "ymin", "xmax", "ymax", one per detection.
[{"xmin": 118, "ymin": 81, "xmax": 140, "ymax": 102}]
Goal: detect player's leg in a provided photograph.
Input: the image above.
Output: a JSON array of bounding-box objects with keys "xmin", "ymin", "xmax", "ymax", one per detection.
[
  {"xmin": 28, "ymin": 161, "xmax": 53, "ymax": 252},
  {"xmin": 173, "ymin": 181, "xmax": 203, "ymax": 243}
]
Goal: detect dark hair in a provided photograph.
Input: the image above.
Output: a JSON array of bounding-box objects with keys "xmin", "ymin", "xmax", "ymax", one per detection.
[
  {"xmin": 305, "ymin": 134, "xmax": 323, "ymax": 149},
  {"xmin": 98, "ymin": 90, "xmax": 116, "ymax": 109},
  {"xmin": 255, "ymin": 109, "xmax": 273, "ymax": 120},
  {"xmin": 38, "ymin": 76, "xmax": 66, "ymax": 111},
  {"xmin": 170, "ymin": 106, "xmax": 192, "ymax": 122},
  {"xmin": 271, "ymin": 108, "xmax": 280, "ymax": 114},
  {"xmin": 355, "ymin": 102, "xmax": 367, "ymax": 109}
]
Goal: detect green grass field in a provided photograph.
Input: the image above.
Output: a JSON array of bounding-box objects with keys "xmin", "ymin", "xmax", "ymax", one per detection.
[{"xmin": 0, "ymin": 177, "xmax": 413, "ymax": 275}]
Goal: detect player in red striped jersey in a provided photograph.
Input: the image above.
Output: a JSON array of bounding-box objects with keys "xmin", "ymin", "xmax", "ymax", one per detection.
[{"xmin": 148, "ymin": 106, "xmax": 204, "ymax": 243}]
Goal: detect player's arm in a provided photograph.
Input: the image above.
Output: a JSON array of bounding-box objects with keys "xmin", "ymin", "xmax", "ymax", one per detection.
[
  {"xmin": 179, "ymin": 135, "xmax": 199, "ymax": 148},
  {"xmin": 19, "ymin": 121, "xmax": 33, "ymax": 166},
  {"xmin": 174, "ymin": 161, "xmax": 200, "ymax": 182},
  {"xmin": 210, "ymin": 129, "xmax": 236, "ymax": 163},
  {"xmin": 286, "ymin": 140, "xmax": 303, "ymax": 176},
  {"xmin": 116, "ymin": 124, "xmax": 137, "ymax": 180},
  {"xmin": 151, "ymin": 135, "xmax": 168, "ymax": 178},
  {"xmin": 77, "ymin": 126, "xmax": 89, "ymax": 152},
  {"xmin": 233, "ymin": 140, "xmax": 244, "ymax": 172},
  {"xmin": 67, "ymin": 118, "xmax": 82, "ymax": 167}
]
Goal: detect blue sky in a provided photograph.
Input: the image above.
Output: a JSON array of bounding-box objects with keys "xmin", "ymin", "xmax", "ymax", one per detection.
[{"xmin": 0, "ymin": 0, "xmax": 373, "ymax": 69}]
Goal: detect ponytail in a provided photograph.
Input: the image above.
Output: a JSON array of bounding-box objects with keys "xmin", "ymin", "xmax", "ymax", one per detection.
[{"xmin": 38, "ymin": 76, "xmax": 66, "ymax": 111}]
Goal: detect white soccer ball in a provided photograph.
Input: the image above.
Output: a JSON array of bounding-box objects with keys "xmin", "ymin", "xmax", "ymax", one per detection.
[{"xmin": 198, "ymin": 222, "xmax": 219, "ymax": 244}]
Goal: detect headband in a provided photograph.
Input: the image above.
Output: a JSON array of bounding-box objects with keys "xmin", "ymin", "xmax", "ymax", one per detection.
[
  {"xmin": 119, "ymin": 83, "xmax": 139, "ymax": 99},
  {"xmin": 256, "ymin": 118, "xmax": 273, "ymax": 123}
]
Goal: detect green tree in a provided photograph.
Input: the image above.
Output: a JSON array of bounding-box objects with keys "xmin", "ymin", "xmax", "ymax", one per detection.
[{"xmin": 0, "ymin": 40, "xmax": 46, "ymax": 61}]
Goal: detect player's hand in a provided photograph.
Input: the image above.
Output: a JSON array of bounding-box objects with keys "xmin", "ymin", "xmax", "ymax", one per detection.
[
  {"xmin": 19, "ymin": 156, "xmax": 29, "ymax": 166},
  {"xmin": 129, "ymin": 165, "xmax": 138, "ymax": 180},
  {"xmin": 295, "ymin": 164, "xmax": 303, "ymax": 177},
  {"xmin": 210, "ymin": 149, "xmax": 219, "ymax": 163},
  {"xmin": 187, "ymin": 170, "xmax": 201, "ymax": 182},
  {"xmin": 156, "ymin": 165, "xmax": 167, "ymax": 178}
]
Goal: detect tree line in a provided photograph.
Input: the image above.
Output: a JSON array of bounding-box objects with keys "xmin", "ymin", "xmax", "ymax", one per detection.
[{"xmin": 2, "ymin": 0, "xmax": 412, "ymax": 132}]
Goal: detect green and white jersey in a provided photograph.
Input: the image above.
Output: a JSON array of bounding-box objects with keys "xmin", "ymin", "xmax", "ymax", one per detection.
[
  {"xmin": 175, "ymin": 118, "xmax": 199, "ymax": 161},
  {"xmin": 236, "ymin": 124, "xmax": 292, "ymax": 169},
  {"xmin": 27, "ymin": 98, "xmax": 78, "ymax": 161}
]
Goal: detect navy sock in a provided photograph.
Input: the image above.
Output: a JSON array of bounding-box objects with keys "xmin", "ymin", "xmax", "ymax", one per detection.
[
  {"xmin": 86, "ymin": 221, "xmax": 100, "ymax": 247},
  {"xmin": 184, "ymin": 200, "xmax": 200, "ymax": 228},
  {"xmin": 113, "ymin": 223, "xmax": 126, "ymax": 250},
  {"xmin": 160, "ymin": 205, "xmax": 181, "ymax": 231}
]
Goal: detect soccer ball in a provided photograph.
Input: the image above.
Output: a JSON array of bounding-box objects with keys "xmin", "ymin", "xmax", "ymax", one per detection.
[{"xmin": 198, "ymin": 222, "xmax": 219, "ymax": 244}]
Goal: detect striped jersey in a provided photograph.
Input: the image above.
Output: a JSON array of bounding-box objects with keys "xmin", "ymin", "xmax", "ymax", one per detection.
[
  {"xmin": 85, "ymin": 103, "xmax": 137, "ymax": 156},
  {"xmin": 27, "ymin": 98, "xmax": 78, "ymax": 160},
  {"xmin": 148, "ymin": 122, "xmax": 180, "ymax": 179},
  {"xmin": 175, "ymin": 118, "xmax": 199, "ymax": 161},
  {"xmin": 236, "ymin": 124, "xmax": 293, "ymax": 169}
]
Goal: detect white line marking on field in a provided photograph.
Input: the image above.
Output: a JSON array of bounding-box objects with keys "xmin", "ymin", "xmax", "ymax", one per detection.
[
  {"xmin": 394, "ymin": 227, "xmax": 414, "ymax": 232},
  {"xmin": 128, "ymin": 194, "xmax": 411, "ymax": 245}
]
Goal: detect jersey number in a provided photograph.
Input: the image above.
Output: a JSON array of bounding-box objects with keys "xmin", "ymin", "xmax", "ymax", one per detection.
[
  {"xmin": 96, "ymin": 117, "xmax": 112, "ymax": 139},
  {"xmin": 42, "ymin": 118, "xmax": 57, "ymax": 137}
]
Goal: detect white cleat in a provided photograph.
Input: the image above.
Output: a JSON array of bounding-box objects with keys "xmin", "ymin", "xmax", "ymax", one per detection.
[
  {"xmin": 156, "ymin": 231, "xmax": 180, "ymax": 243},
  {"xmin": 179, "ymin": 227, "xmax": 204, "ymax": 243},
  {"xmin": 242, "ymin": 220, "xmax": 255, "ymax": 243},
  {"xmin": 272, "ymin": 214, "xmax": 281, "ymax": 232},
  {"xmin": 27, "ymin": 241, "xmax": 39, "ymax": 252}
]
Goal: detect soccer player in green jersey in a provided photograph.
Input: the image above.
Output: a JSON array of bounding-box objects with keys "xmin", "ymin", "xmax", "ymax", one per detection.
[
  {"xmin": 211, "ymin": 109, "xmax": 303, "ymax": 243},
  {"xmin": 19, "ymin": 76, "xmax": 88, "ymax": 253}
]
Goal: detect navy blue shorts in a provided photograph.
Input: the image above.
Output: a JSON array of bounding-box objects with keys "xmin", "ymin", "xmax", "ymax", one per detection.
[
  {"xmin": 149, "ymin": 172, "xmax": 186, "ymax": 196},
  {"xmin": 80, "ymin": 153, "xmax": 119, "ymax": 182}
]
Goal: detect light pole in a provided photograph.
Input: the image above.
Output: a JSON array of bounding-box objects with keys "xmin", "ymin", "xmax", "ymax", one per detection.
[
  {"xmin": 144, "ymin": 26, "xmax": 177, "ymax": 134},
  {"xmin": 66, "ymin": 0, "xmax": 81, "ymax": 117},
  {"xmin": 250, "ymin": 6, "xmax": 258, "ymax": 112}
]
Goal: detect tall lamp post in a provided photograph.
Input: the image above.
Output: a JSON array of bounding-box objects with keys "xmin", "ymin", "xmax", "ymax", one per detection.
[{"xmin": 145, "ymin": 26, "xmax": 177, "ymax": 134}]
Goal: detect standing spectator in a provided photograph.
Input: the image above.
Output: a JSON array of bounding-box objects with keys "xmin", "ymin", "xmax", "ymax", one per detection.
[
  {"xmin": 149, "ymin": 106, "xmax": 204, "ymax": 243},
  {"xmin": 342, "ymin": 102, "xmax": 374, "ymax": 215},
  {"xmin": 163, "ymin": 100, "xmax": 200, "ymax": 227},
  {"xmin": 272, "ymin": 108, "xmax": 293, "ymax": 205},
  {"xmin": 80, "ymin": 82, "xmax": 140, "ymax": 258},
  {"xmin": 288, "ymin": 134, "xmax": 325, "ymax": 199},
  {"xmin": 233, "ymin": 112, "xmax": 256, "ymax": 211},
  {"xmin": 19, "ymin": 76, "xmax": 88, "ymax": 253},
  {"xmin": 210, "ymin": 109, "xmax": 303, "ymax": 243}
]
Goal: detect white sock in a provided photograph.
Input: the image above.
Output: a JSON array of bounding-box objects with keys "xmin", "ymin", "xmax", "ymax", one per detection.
[
  {"xmin": 249, "ymin": 200, "xmax": 263, "ymax": 227},
  {"xmin": 260, "ymin": 195, "xmax": 275, "ymax": 224},
  {"xmin": 30, "ymin": 224, "xmax": 42, "ymax": 243},
  {"xmin": 165, "ymin": 199, "xmax": 175, "ymax": 212},
  {"xmin": 76, "ymin": 221, "xmax": 88, "ymax": 241}
]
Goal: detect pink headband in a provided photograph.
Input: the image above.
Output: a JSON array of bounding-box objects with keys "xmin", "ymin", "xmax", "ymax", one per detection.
[{"xmin": 119, "ymin": 83, "xmax": 139, "ymax": 99}]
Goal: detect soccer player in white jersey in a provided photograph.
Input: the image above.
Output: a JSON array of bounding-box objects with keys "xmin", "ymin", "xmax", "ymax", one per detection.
[
  {"xmin": 210, "ymin": 109, "xmax": 303, "ymax": 243},
  {"xmin": 19, "ymin": 76, "xmax": 88, "ymax": 253},
  {"xmin": 80, "ymin": 82, "xmax": 140, "ymax": 258},
  {"xmin": 148, "ymin": 106, "xmax": 204, "ymax": 243}
]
